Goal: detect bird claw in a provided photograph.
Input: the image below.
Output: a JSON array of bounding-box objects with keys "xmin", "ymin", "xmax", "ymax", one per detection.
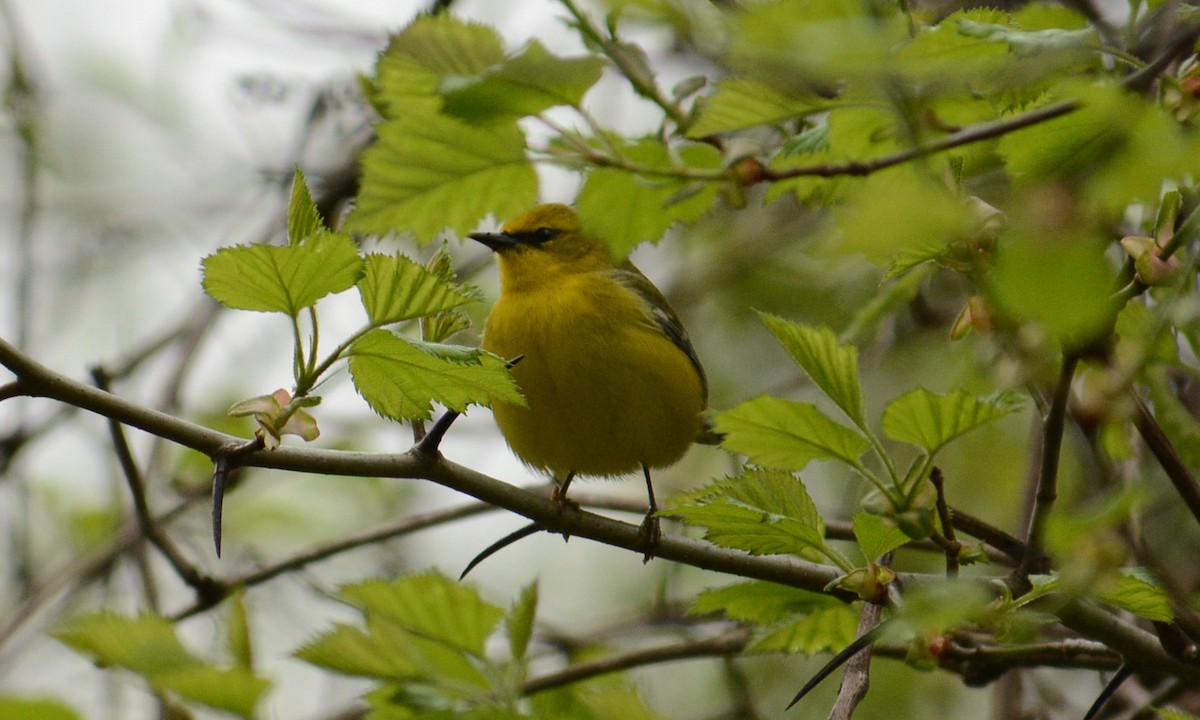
[{"xmin": 637, "ymin": 513, "xmax": 661, "ymax": 563}]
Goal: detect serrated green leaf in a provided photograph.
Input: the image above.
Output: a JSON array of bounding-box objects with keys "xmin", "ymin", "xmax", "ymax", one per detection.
[
  {"xmin": 295, "ymin": 623, "xmax": 422, "ymax": 681},
  {"xmin": 667, "ymin": 468, "xmax": 826, "ymax": 558},
  {"xmin": 54, "ymin": 612, "xmax": 268, "ymax": 719},
  {"xmin": 341, "ymin": 572, "xmax": 505, "ymax": 656},
  {"xmin": 347, "ymin": 330, "xmax": 522, "ymax": 421},
  {"xmin": 687, "ymin": 78, "xmax": 832, "ymax": 137},
  {"xmin": 54, "ymin": 612, "xmax": 197, "ymax": 673},
  {"xmin": 202, "ymin": 232, "xmax": 363, "ymax": 315},
  {"xmin": 576, "ymin": 140, "xmax": 720, "ymax": 259},
  {"xmin": 756, "ymin": 313, "xmax": 866, "ymax": 427},
  {"xmin": 750, "ymin": 605, "xmax": 859, "ymax": 655},
  {"xmin": 287, "ymin": 169, "xmax": 323, "ymax": 245},
  {"xmin": 882, "ymin": 388, "xmax": 1019, "ymax": 454},
  {"xmin": 1098, "ymin": 568, "xmax": 1173, "ymax": 623},
  {"xmin": 956, "ymin": 18, "xmax": 1094, "ymax": 55},
  {"xmin": 691, "ymin": 580, "xmax": 843, "ymax": 624},
  {"xmin": 344, "ymin": 114, "xmax": 537, "ymax": 244},
  {"xmin": 359, "ymin": 253, "xmax": 477, "ymax": 327},
  {"xmin": 0, "ymin": 697, "xmax": 80, "ymax": 720},
  {"xmin": 852, "ymin": 512, "xmax": 910, "ymax": 562},
  {"xmin": 441, "ymin": 40, "xmax": 605, "ymax": 121},
  {"xmin": 153, "ymin": 666, "xmax": 270, "ymax": 719},
  {"xmin": 507, "ymin": 582, "xmax": 538, "ymax": 662},
  {"xmin": 388, "ymin": 14, "xmax": 506, "ymax": 77},
  {"xmin": 714, "ymin": 396, "xmax": 869, "ymax": 471}
]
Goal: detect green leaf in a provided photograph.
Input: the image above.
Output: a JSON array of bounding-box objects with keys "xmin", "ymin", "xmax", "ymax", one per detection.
[
  {"xmin": 202, "ymin": 232, "xmax": 364, "ymax": 315},
  {"xmin": 852, "ymin": 512, "xmax": 910, "ymax": 562},
  {"xmin": 667, "ymin": 468, "xmax": 826, "ymax": 558},
  {"xmin": 152, "ymin": 666, "xmax": 270, "ymax": 719},
  {"xmin": 990, "ymin": 229, "xmax": 1116, "ymax": 344},
  {"xmin": 1097, "ymin": 569, "xmax": 1173, "ymax": 623},
  {"xmin": 507, "ymin": 582, "xmax": 538, "ymax": 662},
  {"xmin": 756, "ymin": 313, "xmax": 866, "ymax": 427},
  {"xmin": 343, "ymin": 114, "xmax": 537, "ymax": 244},
  {"xmin": 0, "ymin": 697, "xmax": 80, "ymax": 720},
  {"xmin": 340, "ymin": 572, "xmax": 505, "ymax": 656},
  {"xmin": 53, "ymin": 613, "xmax": 269, "ymax": 719},
  {"xmin": 287, "ymin": 168, "xmax": 323, "ymax": 245},
  {"xmin": 358, "ymin": 253, "xmax": 477, "ymax": 327},
  {"xmin": 713, "ymin": 396, "xmax": 869, "ymax": 471},
  {"xmin": 1158, "ymin": 710, "xmax": 1200, "ymax": 720},
  {"xmin": 690, "ymin": 580, "xmax": 844, "ymax": 624},
  {"xmin": 1146, "ymin": 368, "xmax": 1200, "ymax": 470},
  {"xmin": 387, "ymin": 14, "xmax": 506, "ymax": 77},
  {"xmin": 227, "ymin": 592, "xmax": 254, "ymax": 671},
  {"xmin": 750, "ymin": 605, "xmax": 860, "ymax": 655},
  {"xmin": 687, "ymin": 78, "xmax": 832, "ymax": 137},
  {"xmin": 441, "ymin": 40, "xmax": 605, "ymax": 121},
  {"xmin": 834, "ymin": 167, "xmax": 974, "ymax": 269},
  {"xmin": 576, "ymin": 140, "xmax": 721, "ymax": 259},
  {"xmin": 295, "ymin": 623, "xmax": 422, "ymax": 681},
  {"xmin": 347, "ymin": 330, "xmax": 522, "ymax": 421},
  {"xmin": 882, "ymin": 388, "xmax": 1019, "ymax": 454}
]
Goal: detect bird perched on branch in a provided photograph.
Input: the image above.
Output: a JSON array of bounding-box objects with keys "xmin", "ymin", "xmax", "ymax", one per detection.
[{"xmin": 471, "ymin": 203, "xmax": 707, "ymax": 558}]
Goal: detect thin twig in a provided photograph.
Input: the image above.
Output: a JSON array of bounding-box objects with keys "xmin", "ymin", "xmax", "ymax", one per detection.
[
  {"xmin": 1017, "ymin": 353, "xmax": 1080, "ymax": 586},
  {"xmin": 929, "ymin": 468, "xmax": 959, "ymax": 578},
  {"xmin": 1132, "ymin": 394, "xmax": 1200, "ymax": 529},
  {"xmin": 522, "ymin": 628, "xmax": 751, "ymax": 695}
]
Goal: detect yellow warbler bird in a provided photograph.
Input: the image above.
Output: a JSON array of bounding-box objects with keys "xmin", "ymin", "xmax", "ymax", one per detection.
[{"xmin": 470, "ymin": 203, "xmax": 707, "ymax": 557}]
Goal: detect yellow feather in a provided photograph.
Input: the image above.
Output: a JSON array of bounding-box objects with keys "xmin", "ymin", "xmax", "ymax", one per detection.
[{"xmin": 472, "ymin": 204, "xmax": 706, "ymax": 480}]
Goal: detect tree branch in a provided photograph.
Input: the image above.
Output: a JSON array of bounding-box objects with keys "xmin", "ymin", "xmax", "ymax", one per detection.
[
  {"xmin": 1132, "ymin": 394, "xmax": 1200, "ymax": 529},
  {"xmin": 1017, "ymin": 353, "xmax": 1079, "ymax": 584}
]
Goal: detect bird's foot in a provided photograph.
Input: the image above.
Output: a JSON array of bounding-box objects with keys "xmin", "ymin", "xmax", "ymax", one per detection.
[
  {"xmin": 637, "ymin": 512, "xmax": 661, "ymax": 563},
  {"xmin": 550, "ymin": 484, "xmax": 581, "ymax": 542}
]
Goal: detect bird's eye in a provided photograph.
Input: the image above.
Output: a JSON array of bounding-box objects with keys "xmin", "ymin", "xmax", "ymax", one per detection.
[{"xmin": 532, "ymin": 227, "xmax": 556, "ymax": 243}]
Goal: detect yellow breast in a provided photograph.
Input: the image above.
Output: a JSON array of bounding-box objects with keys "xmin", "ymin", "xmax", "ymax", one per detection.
[{"xmin": 482, "ymin": 271, "xmax": 705, "ymax": 478}]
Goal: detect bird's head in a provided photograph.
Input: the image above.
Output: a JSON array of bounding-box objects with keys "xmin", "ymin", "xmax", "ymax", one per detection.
[{"xmin": 470, "ymin": 204, "xmax": 614, "ymax": 287}]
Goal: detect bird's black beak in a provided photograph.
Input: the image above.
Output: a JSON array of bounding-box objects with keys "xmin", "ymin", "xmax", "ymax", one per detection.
[{"xmin": 469, "ymin": 232, "xmax": 517, "ymax": 251}]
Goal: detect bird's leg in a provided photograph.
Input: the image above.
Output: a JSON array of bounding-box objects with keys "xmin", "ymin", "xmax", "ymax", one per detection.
[
  {"xmin": 550, "ymin": 471, "xmax": 580, "ymax": 541},
  {"xmin": 638, "ymin": 464, "xmax": 661, "ymax": 563}
]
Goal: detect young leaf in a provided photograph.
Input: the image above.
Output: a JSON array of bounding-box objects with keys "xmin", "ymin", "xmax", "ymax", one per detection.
[
  {"xmin": 0, "ymin": 697, "xmax": 80, "ymax": 720},
  {"xmin": 667, "ymin": 468, "xmax": 826, "ymax": 558},
  {"xmin": 853, "ymin": 512, "xmax": 910, "ymax": 562},
  {"xmin": 687, "ymin": 77, "xmax": 832, "ymax": 137},
  {"xmin": 343, "ymin": 114, "xmax": 537, "ymax": 245},
  {"xmin": 750, "ymin": 605, "xmax": 860, "ymax": 655},
  {"xmin": 347, "ymin": 330, "xmax": 523, "ymax": 421},
  {"xmin": 358, "ymin": 253, "xmax": 477, "ymax": 327},
  {"xmin": 713, "ymin": 396, "xmax": 870, "ymax": 471},
  {"xmin": 287, "ymin": 169, "xmax": 323, "ymax": 245},
  {"xmin": 507, "ymin": 582, "xmax": 538, "ymax": 663},
  {"xmin": 756, "ymin": 313, "xmax": 866, "ymax": 427},
  {"xmin": 576, "ymin": 140, "xmax": 721, "ymax": 259},
  {"xmin": 340, "ymin": 572, "xmax": 506, "ymax": 657},
  {"xmin": 1097, "ymin": 569, "xmax": 1173, "ymax": 623},
  {"xmin": 295, "ymin": 623, "xmax": 422, "ymax": 681},
  {"xmin": 441, "ymin": 40, "xmax": 605, "ymax": 121},
  {"xmin": 691, "ymin": 580, "xmax": 844, "ymax": 625},
  {"xmin": 53, "ymin": 612, "xmax": 269, "ymax": 719},
  {"xmin": 227, "ymin": 592, "xmax": 254, "ymax": 671},
  {"xmin": 202, "ymin": 232, "xmax": 363, "ymax": 315},
  {"xmin": 881, "ymin": 388, "xmax": 1019, "ymax": 454}
]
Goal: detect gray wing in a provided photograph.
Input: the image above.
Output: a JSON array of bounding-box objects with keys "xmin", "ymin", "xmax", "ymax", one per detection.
[{"xmin": 608, "ymin": 262, "xmax": 708, "ymax": 404}]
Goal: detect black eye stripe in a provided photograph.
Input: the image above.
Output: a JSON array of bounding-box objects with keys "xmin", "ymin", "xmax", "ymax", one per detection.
[{"xmin": 510, "ymin": 227, "xmax": 558, "ymax": 245}]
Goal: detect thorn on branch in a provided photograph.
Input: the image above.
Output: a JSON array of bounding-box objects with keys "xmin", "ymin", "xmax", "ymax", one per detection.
[
  {"xmin": 460, "ymin": 521, "xmax": 545, "ymax": 579},
  {"xmin": 1082, "ymin": 664, "xmax": 1133, "ymax": 720},
  {"xmin": 787, "ymin": 621, "xmax": 885, "ymax": 710},
  {"xmin": 210, "ymin": 437, "xmax": 265, "ymax": 558}
]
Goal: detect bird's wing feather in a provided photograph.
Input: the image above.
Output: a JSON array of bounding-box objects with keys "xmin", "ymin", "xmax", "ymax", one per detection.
[{"xmin": 608, "ymin": 261, "xmax": 708, "ymax": 402}]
